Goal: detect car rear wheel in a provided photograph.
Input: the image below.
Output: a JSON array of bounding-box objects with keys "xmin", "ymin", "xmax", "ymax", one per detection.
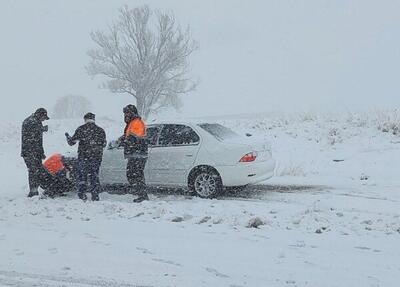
[{"xmin": 191, "ymin": 168, "xmax": 222, "ymax": 198}]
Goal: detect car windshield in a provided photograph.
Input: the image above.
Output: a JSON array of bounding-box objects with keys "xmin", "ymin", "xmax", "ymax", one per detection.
[{"xmin": 199, "ymin": 123, "xmax": 240, "ymax": 141}]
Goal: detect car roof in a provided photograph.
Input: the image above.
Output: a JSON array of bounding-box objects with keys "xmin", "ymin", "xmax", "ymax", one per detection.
[{"xmin": 148, "ymin": 120, "xmax": 218, "ymax": 126}]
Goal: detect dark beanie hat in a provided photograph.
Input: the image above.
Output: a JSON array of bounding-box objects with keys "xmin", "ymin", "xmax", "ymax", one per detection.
[
  {"xmin": 123, "ymin": 104, "xmax": 138, "ymax": 115},
  {"xmin": 84, "ymin": 112, "xmax": 95, "ymax": 120},
  {"xmin": 35, "ymin": 108, "xmax": 50, "ymax": 120}
]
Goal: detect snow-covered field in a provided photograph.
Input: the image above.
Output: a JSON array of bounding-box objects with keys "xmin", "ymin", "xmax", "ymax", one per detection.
[{"xmin": 1, "ymin": 112, "xmax": 400, "ymax": 287}]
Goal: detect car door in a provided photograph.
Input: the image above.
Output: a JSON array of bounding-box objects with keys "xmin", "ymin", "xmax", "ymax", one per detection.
[
  {"xmin": 151, "ymin": 124, "xmax": 201, "ymax": 185},
  {"xmin": 144, "ymin": 125, "xmax": 162, "ymax": 185},
  {"xmin": 99, "ymin": 141, "xmax": 128, "ymax": 185},
  {"xmin": 100, "ymin": 126, "xmax": 161, "ymax": 186}
]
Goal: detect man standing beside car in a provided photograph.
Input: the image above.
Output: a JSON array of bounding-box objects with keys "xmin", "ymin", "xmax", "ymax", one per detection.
[
  {"xmin": 119, "ymin": 105, "xmax": 149, "ymax": 203},
  {"xmin": 65, "ymin": 113, "xmax": 106, "ymax": 201},
  {"xmin": 21, "ymin": 108, "xmax": 50, "ymax": 197}
]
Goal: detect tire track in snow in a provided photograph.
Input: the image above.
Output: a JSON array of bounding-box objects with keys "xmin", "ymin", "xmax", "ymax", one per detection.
[{"xmin": 0, "ymin": 270, "xmax": 149, "ymax": 287}]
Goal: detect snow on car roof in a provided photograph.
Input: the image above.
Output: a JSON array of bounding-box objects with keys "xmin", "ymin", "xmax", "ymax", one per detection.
[{"xmin": 148, "ymin": 119, "xmax": 218, "ymax": 126}]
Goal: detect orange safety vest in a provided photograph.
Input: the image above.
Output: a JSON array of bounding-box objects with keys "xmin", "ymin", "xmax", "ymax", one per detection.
[
  {"xmin": 43, "ymin": 153, "xmax": 65, "ymax": 175},
  {"xmin": 125, "ymin": 118, "xmax": 146, "ymax": 138}
]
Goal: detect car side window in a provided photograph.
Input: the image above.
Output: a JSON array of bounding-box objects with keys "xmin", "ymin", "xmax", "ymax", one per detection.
[
  {"xmin": 146, "ymin": 126, "xmax": 161, "ymax": 147},
  {"xmin": 158, "ymin": 124, "xmax": 200, "ymax": 146}
]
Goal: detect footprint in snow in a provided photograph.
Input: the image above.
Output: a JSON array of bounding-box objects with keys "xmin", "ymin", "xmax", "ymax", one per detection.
[
  {"xmin": 136, "ymin": 247, "xmax": 154, "ymax": 255},
  {"xmin": 354, "ymin": 246, "xmax": 371, "ymax": 251},
  {"xmin": 84, "ymin": 233, "xmax": 98, "ymax": 239},
  {"xmin": 289, "ymin": 241, "xmax": 306, "ymax": 248},
  {"xmin": 91, "ymin": 240, "xmax": 110, "ymax": 247},
  {"xmin": 171, "ymin": 216, "xmax": 184, "ymax": 222},
  {"xmin": 130, "ymin": 212, "xmax": 145, "ymax": 218},
  {"xmin": 205, "ymin": 267, "xmax": 229, "ymax": 278},
  {"xmin": 152, "ymin": 258, "xmax": 182, "ymax": 267},
  {"xmin": 48, "ymin": 248, "xmax": 58, "ymax": 254},
  {"xmin": 61, "ymin": 266, "xmax": 71, "ymax": 272},
  {"xmin": 197, "ymin": 216, "xmax": 211, "ymax": 224}
]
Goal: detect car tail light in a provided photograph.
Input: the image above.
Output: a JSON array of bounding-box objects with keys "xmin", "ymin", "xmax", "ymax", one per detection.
[{"xmin": 239, "ymin": 152, "xmax": 257, "ymax": 163}]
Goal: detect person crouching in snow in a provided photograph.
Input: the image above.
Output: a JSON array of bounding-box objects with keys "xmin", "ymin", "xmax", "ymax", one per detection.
[
  {"xmin": 42, "ymin": 153, "xmax": 75, "ymax": 197},
  {"xmin": 65, "ymin": 113, "xmax": 106, "ymax": 201}
]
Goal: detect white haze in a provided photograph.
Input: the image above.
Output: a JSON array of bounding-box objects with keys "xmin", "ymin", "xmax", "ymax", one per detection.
[{"xmin": 0, "ymin": 0, "xmax": 399, "ymax": 122}]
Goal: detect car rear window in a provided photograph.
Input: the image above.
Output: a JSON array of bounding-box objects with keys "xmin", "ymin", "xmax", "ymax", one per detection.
[{"xmin": 199, "ymin": 123, "xmax": 240, "ymax": 141}]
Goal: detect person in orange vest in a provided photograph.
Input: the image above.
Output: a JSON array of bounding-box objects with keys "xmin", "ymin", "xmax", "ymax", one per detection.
[
  {"xmin": 118, "ymin": 104, "xmax": 149, "ymax": 203},
  {"xmin": 42, "ymin": 153, "xmax": 75, "ymax": 197}
]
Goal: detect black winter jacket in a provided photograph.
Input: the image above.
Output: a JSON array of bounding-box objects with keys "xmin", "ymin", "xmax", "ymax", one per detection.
[
  {"xmin": 68, "ymin": 122, "xmax": 106, "ymax": 160},
  {"xmin": 21, "ymin": 114, "xmax": 45, "ymax": 159}
]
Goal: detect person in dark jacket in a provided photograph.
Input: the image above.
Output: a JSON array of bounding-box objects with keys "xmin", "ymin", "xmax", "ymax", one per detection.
[
  {"xmin": 21, "ymin": 108, "xmax": 50, "ymax": 197},
  {"xmin": 65, "ymin": 113, "xmax": 106, "ymax": 201},
  {"xmin": 118, "ymin": 104, "xmax": 149, "ymax": 203}
]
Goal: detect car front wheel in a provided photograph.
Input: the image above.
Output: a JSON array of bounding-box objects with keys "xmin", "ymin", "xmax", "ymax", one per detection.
[{"xmin": 191, "ymin": 168, "xmax": 222, "ymax": 198}]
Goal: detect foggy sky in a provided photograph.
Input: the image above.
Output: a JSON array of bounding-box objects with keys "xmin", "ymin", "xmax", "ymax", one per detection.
[{"xmin": 1, "ymin": 0, "xmax": 399, "ymax": 121}]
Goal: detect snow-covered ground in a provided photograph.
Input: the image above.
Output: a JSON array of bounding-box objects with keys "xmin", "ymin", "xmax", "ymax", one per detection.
[{"xmin": 1, "ymin": 112, "xmax": 400, "ymax": 287}]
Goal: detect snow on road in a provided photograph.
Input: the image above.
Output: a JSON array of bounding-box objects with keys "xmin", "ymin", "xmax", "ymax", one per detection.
[{"xmin": 1, "ymin": 113, "xmax": 400, "ymax": 286}]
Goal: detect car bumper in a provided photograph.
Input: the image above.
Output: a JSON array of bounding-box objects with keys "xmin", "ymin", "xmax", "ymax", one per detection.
[{"xmin": 217, "ymin": 158, "xmax": 276, "ymax": 187}]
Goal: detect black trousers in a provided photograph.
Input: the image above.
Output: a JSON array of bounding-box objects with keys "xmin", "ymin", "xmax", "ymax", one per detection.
[
  {"xmin": 47, "ymin": 170, "xmax": 74, "ymax": 196},
  {"xmin": 23, "ymin": 156, "xmax": 49, "ymax": 191},
  {"xmin": 126, "ymin": 157, "xmax": 147, "ymax": 196},
  {"xmin": 77, "ymin": 158, "xmax": 102, "ymax": 196}
]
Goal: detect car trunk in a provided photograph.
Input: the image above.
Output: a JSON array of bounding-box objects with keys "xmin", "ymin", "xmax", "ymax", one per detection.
[{"xmin": 222, "ymin": 137, "xmax": 272, "ymax": 162}]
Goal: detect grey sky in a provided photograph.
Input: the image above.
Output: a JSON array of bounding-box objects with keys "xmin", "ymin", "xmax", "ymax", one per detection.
[{"xmin": 1, "ymin": 0, "xmax": 399, "ymax": 121}]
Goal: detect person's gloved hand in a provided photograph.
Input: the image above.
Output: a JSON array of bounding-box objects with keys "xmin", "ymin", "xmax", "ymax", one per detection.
[
  {"xmin": 43, "ymin": 125, "xmax": 49, "ymax": 132},
  {"xmin": 116, "ymin": 135, "xmax": 125, "ymax": 147},
  {"xmin": 65, "ymin": 132, "xmax": 75, "ymax": 146}
]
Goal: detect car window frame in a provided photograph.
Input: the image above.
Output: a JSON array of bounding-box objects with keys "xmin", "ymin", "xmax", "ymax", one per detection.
[
  {"xmin": 156, "ymin": 124, "xmax": 201, "ymax": 147},
  {"xmin": 146, "ymin": 124, "xmax": 163, "ymax": 147}
]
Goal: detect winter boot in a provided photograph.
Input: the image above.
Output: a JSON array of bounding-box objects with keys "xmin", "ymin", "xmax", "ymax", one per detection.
[
  {"xmin": 78, "ymin": 193, "xmax": 88, "ymax": 201},
  {"xmin": 133, "ymin": 194, "xmax": 149, "ymax": 203},
  {"xmin": 91, "ymin": 193, "xmax": 100, "ymax": 201},
  {"xmin": 28, "ymin": 188, "xmax": 39, "ymax": 198},
  {"xmin": 42, "ymin": 186, "xmax": 56, "ymax": 198},
  {"xmin": 42, "ymin": 190, "xmax": 55, "ymax": 199}
]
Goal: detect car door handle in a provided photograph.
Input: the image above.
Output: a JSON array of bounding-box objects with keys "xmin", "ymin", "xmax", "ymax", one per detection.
[{"xmin": 185, "ymin": 154, "xmax": 194, "ymax": 157}]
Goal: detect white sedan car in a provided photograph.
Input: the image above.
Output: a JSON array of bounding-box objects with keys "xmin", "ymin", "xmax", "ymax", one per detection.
[{"xmin": 100, "ymin": 121, "xmax": 276, "ymax": 198}]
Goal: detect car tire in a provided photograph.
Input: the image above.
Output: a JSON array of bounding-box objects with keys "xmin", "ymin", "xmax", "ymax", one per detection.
[{"xmin": 190, "ymin": 167, "xmax": 223, "ymax": 199}]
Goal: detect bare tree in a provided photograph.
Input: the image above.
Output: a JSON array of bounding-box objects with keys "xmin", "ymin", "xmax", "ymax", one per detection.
[
  {"xmin": 86, "ymin": 5, "xmax": 198, "ymax": 118},
  {"xmin": 52, "ymin": 95, "xmax": 92, "ymax": 119}
]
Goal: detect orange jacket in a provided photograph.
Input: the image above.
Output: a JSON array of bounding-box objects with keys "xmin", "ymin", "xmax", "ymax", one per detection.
[
  {"xmin": 43, "ymin": 153, "xmax": 65, "ymax": 175},
  {"xmin": 125, "ymin": 118, "xmax": 146, "ymax": 138}
]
